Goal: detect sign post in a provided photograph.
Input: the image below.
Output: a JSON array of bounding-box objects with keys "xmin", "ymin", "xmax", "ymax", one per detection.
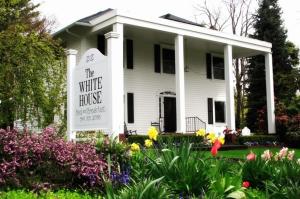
[{"xmin": 66, "ymin": 49, "xmax": 77, "ymax": 141}]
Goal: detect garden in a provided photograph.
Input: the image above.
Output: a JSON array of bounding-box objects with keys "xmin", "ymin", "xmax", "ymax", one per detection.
[{"xmin": 0, "ymin": 127, "xmax": 300, "ymax": 199}]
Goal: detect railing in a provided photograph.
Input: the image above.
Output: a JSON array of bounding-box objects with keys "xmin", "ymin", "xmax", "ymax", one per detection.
[
  {"xmin": 151, "ymin": 116, "xmax": 206, "ymax": 133},
  {"xmin": 185, "ymin": 116, "xmax": 206, "ymax": 133}
]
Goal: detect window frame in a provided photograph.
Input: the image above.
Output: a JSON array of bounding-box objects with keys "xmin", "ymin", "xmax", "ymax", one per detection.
[
  {"xmin": 214, "ymin": 100, "xmax": 226, "ymax": 124},
  {"xmin": 160, "ymin": 45, "xmax": 175, "ymax": 75},
  {"xmin": 211, "ymin": 54, "xmax": 225, "ymax": 80}
]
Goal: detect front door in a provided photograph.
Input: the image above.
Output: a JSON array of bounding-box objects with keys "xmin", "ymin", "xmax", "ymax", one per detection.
[{"xmin": 164, "ymin": 97, "xmax": 176, "ymax": 132}]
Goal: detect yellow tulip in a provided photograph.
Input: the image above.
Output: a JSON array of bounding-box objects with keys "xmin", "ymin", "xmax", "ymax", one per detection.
[
  {"xmin": 130, "ymin": 143, "xmax": 140, "ymax": 152},
  {"xmin": 144, "ymin": 139, "xmax": 153, "ymax": 148},
  {"xmin": 196, "ymin": 129, "xmax": 206, "ymax": 137},
  {"xmin": 218, "ymin": 137, "xmax": 225, "ymax": 145},
  {"xmin": 148, "ymin": 127, "xmax": 158, "ymax": 141}
]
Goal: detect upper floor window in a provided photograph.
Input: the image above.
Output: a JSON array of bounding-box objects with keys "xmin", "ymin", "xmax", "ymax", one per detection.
[
  {"xmin": 162, "ymin": 48, "xmax": 175, "ymax": 74},
  {"xmin": 213, "ymin": 56, "xmax": 224, "ymax": 80},
  {"xmin": 206, "ymin": 53, "xmax": 224, "ymax": 80}
]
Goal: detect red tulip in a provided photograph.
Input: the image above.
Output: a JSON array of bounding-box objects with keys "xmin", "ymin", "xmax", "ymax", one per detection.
[
  {"xmin": 242, "ymin": 181, "xmax": 250, "ymax": 188},
  {"xmin": 211, "ymin": 140, "xmax": 222, "ymax": 157},
  {"xmin": 246, "ymin": 152, "xmax": 256, "ymax": 161}
]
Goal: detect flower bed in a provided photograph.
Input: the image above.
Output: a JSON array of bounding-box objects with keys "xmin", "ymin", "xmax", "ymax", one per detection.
[{"xmin": 1, "ymin": 127, "xmax": 300, "ymax": 198}]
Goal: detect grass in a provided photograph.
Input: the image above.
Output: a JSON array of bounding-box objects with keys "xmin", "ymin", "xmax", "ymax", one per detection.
[{"xmin": 215, "ymin": 147, "xmax": 300, "ymax": 159}]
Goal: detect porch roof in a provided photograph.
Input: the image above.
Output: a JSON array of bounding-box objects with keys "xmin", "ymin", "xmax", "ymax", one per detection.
[{"xmin": 55, "ymin": 9, "xmax": 272, "ymax": 58}]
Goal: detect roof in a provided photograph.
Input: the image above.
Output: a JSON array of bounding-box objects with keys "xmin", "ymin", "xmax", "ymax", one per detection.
[
  {"xmin": 77, "ymin": 8, "xmax": 113, "ymax": 24},
  {"xmin": 160, "ymin": 13, "xmax": 204, "ymax": 27}
]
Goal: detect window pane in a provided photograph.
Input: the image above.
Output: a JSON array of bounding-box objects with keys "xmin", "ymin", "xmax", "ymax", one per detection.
[
  {"xmin": 127, "ymin": 93, "xmax": 134, "ymax": 123},
  {"xmin": 162, "ymin": 48, "xmax": 175, "ymax": 74},
  {"xmin": 215, "ymin": 101, "xmax": 225, "ymax": 123},
  {"xmin": 213, "ymin": 57, "xmax": 224, "ymax": 80}
]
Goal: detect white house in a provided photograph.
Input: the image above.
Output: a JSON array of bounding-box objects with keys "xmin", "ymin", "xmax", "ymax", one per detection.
[{"xmin": 55, "ymin": 9, "xmax": 276, "ymax": 136}]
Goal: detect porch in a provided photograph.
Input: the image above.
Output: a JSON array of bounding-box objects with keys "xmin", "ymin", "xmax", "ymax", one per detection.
[{"xmin": 62, "ymin": 9, "xmax": 275, "ymax": 136}]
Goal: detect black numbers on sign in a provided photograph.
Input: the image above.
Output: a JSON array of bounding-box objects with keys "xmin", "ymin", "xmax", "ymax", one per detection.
[{"xmin": 86, "ymin": 54, "xmax": 94, "ymax": 63}]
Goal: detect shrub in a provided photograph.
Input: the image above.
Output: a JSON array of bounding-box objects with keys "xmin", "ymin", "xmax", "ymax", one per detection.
[
  {"xmin": 285, "ymin": 131, "xmax": 300, "ymax": 148},
  {"xmin": 238, "ymin": 135, "xmax": 279, "ymax": 146},
  {"xmin": 0, "ymin": 127, "xmax": 109, "ymax": 190},
  {"xmin": 127, "ymin": 133, "xmax": 203, "ymax": 146}
]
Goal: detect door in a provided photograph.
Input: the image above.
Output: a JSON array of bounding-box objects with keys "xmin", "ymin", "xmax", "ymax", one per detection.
[{"xmin": 164, "ymin": 97, "xmax": 176, "ymax": 132}]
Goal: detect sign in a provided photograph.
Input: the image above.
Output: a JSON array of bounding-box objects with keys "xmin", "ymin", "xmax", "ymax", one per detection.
[{"xmin": 72, "ymin": 48, "xmax": 111, "ymax": 131}]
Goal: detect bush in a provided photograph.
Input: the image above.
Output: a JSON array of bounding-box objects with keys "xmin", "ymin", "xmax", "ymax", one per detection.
[
  {"xmin": 238, "ymin": 135, "xmax": 279, "ymax": 146},
  {"xmin": 127, "ymin": 133, "xmax": 203, "ymax": 146},
  {"xmin": 285, "ymin": 131, "xmax": 300, "ymax": 148},
  {"xmin": 0, "ymin": 128, "xmax": 109, "ymax": 191}
]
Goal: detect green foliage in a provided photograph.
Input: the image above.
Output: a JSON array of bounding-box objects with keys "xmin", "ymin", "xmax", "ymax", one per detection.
[
  {"xmin": 238, "ymin": 135, "xmax": 278, "ymax": 145},
  {"xmin": 242, "ymin": 155, "xmax": 273, "ymax": 189},
  {"xmin": 141, "ymin": 142, "xmax": 210, "ymax": 197},
  {"xmin": 205, "ymin": 175, "xmax": 246, "ymax": 199},
  {"xmin": 246, "ymin": 0, "xmax": 300, "ymax": 131},
  {"xmin": 285, "ymin": 131, "xmax": 300, "ymax": 148},
  {"xmin": 0, "ymin": 0, "xmax": 65, "ymax": 129},
  {"xmin": 0, "ymin": 189, "xmax": 101, "ymax": 199},
  {"xmin": 266, "ymin": 181, "xmax": 300, "ymax": 199},
  {"xmin": 242, "ymin": 149, "xmax": 300, "ymax": 190},
  {"xmin": 104, "ymin": 177, "xmax": 171, "ymax": 199}
]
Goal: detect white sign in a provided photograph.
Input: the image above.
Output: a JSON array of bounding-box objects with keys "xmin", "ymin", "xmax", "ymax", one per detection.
[{"xmin": 72, "ymin": 48, "xmax": 111, "ymax": 131}]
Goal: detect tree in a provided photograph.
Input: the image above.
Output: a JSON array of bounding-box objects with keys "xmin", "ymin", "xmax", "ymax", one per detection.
[
  {"xmin": 246, "ymin": 0, "xmax": 299, "ymax": 131},
  {"xmin": 0, "ymin": 0, "xmax": 65, "ymax": 129},
  {"xmin": 195, "ymin": 0, "xmax": 256, "ymax": 128}
]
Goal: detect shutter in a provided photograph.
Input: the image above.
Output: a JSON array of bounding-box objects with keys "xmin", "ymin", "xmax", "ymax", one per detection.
[
  {"xmin": 97, "ymin": 35, "xmax": 106, "ymax": 55},
  {"xmin": 127, "ymin": 93, "xmax": 134, "ymax": 123},
  {"xmin": 206, "ymin": 53, "xmax": 212, "ymax": 79},
  {"xmin": 126, "ymin": 39, "xmax": 133, "ymax": 69},
  {"xmin": 154, "ymin": 44, "xmax": 161, "ymax": 73},
  {"xmin": 208, "ymin": 98, "xmax": 213, "ymax": 124}
]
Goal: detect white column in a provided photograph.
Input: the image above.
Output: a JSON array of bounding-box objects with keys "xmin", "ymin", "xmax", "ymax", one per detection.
[
  {"xmin": 265, "ymin": 53, "xmax": 276, "ymax": 134},
  {"xmin": 105, "ymin": 23, "xmax": 124, "ymax": 138},
  {"xmin": 175, "ymin": 35, "xmax": 186, "ymax": 133},
  {"xmin": 66, "ymin": 49, "xmax": 78, "ymax": 141},
  {"xmin": 224, "ymin": 45, "xmax": 235, "ymax": 130}
]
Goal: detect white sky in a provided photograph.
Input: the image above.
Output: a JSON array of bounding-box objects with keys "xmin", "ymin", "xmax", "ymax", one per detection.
[{"xmin": 32, "ymin": 0, "xmax": 300, "ymax": 48}]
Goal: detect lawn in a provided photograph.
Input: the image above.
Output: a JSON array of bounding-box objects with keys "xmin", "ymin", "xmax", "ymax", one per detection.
[{"xmin": 216, "ymin": 147, "xmax": 300, "ymax": 159}]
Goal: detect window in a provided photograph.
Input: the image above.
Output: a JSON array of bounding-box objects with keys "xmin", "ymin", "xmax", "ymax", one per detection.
[
  {"xmin": 127, "ymin": 93, "xmax": 134, "ymax": 123},
  {"xmin": 212, "ymin": 56, "xmax": 224, "ymax": 80},
  {"xmin": 215, "ymin": 101, "xmax": 225, "ymax": 123},
  {"xmin": 126, "ymin": 39, "xmax": 133, "ymax": 69},
  {"xmin": 162, "ymin": 48, "xmax": 175, "ymax": 74}
]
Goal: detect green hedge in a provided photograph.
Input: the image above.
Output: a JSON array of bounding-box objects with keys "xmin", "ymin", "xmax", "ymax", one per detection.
[
  {"xmin": 127, "ymin": 133, "xmax": 203, "ymax": 145},
  {"xmin": 238, "ymin": 135, "xmax": 279, "ymax": 145},
  {"xmin": 285, "ymin": 131, "xmax": 300, "ymax": 148}
]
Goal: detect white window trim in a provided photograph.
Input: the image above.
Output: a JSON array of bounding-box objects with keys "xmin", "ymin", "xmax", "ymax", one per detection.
[
  {"xmin": 213, "ymin": 99, "xmax": 226, "ymax": 125},
  {"xmin": 160, "ymin": 44, "xmax": 175, "ymax": 75}
]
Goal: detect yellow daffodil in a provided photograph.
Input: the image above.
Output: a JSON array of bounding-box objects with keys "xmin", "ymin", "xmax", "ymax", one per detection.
[
  {"xmin": 196, "ymin": 129, "xmax": 206, "ymax": 137},
  {"xmin": 147, "ymin": 127, "xmax": 158, "ymax": 141},
  {"xmin": 206, "ymin": 132, "xmax": 216, "ymax": 142},
  {"xmin": 218, "ymin": 137, "xmax": 225, "ymax": 145},
  {"xmin": 130, "ymin": 143, "xmax": 140, "ymax": 152},
  {"xmin": 144, "ymin": 139, "xmax": 153, "ymax": 148}
]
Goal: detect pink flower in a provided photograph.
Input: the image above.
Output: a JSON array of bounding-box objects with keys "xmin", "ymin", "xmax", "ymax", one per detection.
[
  {"xmin": 261, "ymin": 150, "xmax": 272, "ymax": 161},
  {"xmin": 287, "ymin": 150, "xmax": 295, "ymax": 160},
  {"xmin": 247, "ymin": 152, "xmax": 256, "ymax": 161},
  {"xmin": 242, "ymin": 181, "xmax": 250, "ymax": 188},
  {"xmin": 278, "ymin": 147, "xmax": 288, "ymax": 159}
]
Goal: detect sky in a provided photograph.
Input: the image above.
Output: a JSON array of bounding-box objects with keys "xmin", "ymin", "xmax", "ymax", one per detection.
[{"xmin": 32, "ymin": 0, "xmax": 300, "ymax": 48}]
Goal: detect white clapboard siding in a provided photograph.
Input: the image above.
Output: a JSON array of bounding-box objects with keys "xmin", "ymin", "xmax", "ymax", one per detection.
[{"xmin": 124, "ymin": 37, "xmax": 226, "ymax": 134}]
